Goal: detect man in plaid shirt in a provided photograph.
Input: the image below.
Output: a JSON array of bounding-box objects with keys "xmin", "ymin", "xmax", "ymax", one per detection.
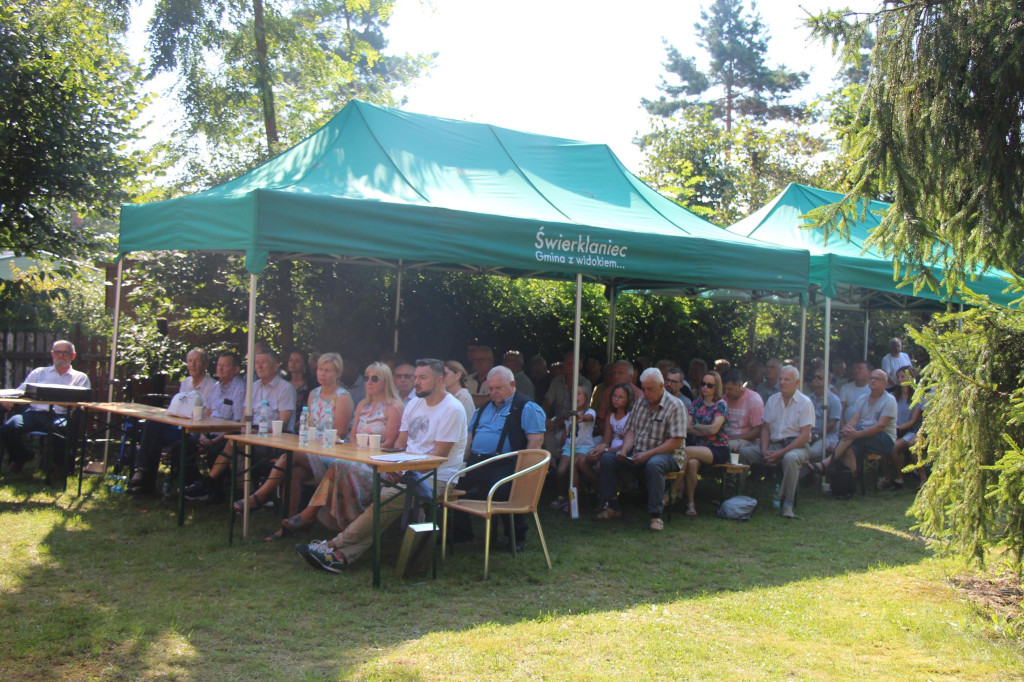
[{"xmin": 594, "ymin": 367, "xmax": 687, "ymax": 531}]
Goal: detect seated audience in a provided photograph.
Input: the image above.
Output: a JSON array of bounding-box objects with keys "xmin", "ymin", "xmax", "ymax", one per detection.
[
  {"xmin": 183, "ymin": 348, "xmax": 297, "ymax": 503},
  {"xmin": 839, "ymin": 361, "xmax": 871, "ymax": 424},
  {"xmin": 593, "ymin": 360, "xmax": 642, "ymax": 432},
  {"xmin": 270, "ymin": 362, "xmax": 403, "ymax": 541},
  {"xmin": 881, "ymin": 337, "xmax": 912, "ymax": 387},
  {"xmin": 443, "ymin": 360, "xmax": 476, "ymax": 421},
  {"xmin": 542, "ymin": 351, "xmax": 592, "ymax": 453},
  {"xmin": 755, "ymin": 358, "xmax": 781, "ymax": 403},
  {"xmin": 830, "ymin": 358, "xmax": 848, "ymax": 391},
  {"xmin": 806, "ymin": 366, "xmax": 841, "ymax": 461},
  {"xmin": 466, "ymin": 345, "xmax": 496, "ymax": 408},
  {"xmin": 721, "ymin": 369, "xmax": 764, "ymax": 454},
  {"xmin": 502, "ymin": 350, "xmax": 536, "ymax": 400},
  {"xmin": 677, "ymin": 371, "xmax": 729, "ymax": 516},
  {"xmin": 453, "ymin": 365, "xmax": 545, "ymax": 549},
  {"xmin": 1, "ymin": 339, "xmax": 90, "ymax": 475},
  {"xmin": 295, "ymin": 359, "xmax": 466, "ymax": 573},
  {"xmin": 593, "ymin": 368, "xmax": 686, "ymax": 531},
  {"xmin": 744, "ymin": 360, "xmax": 764, "ymax": 394},
  {"xmin": 128, "ymin": 347, "xmax": 217, "ymax": 494},
  {"xmin": 664, "ymin": 366, "xmax": 691, "ymax": 409},
  {"xmin": 286, "ymin": 349, "xmax": 314, "ymax": 416},
  {"xmin": 550, "ymin": 385, "xmax": 596, "ymax": 512},
  {"xmin": 755, "ymin": 366, "xmax": 814, "ymax": 518},
  {"xmin": 578, "ymin": 382, "xmax": 635, "ymax": 496},
  {"xmin": 878, "ymin": 366, "xmax": 923, "ymax": 490},
  {"xmin": 394, "ymin": 363, "xmax": 416, "ymax": 405},
  {"xmin": 687, "ymin": 359, "xmax": 708, "ymax": 399},
  {"xmin": 232, "ymin": 352, "xmax": 354, "ymax": 528},
  {"xmin": 811, "ymin": 369, "xmax": 896, "ymax": 478},
  {"xmin": 527, "ymin": 354, "xmax": 552, "ymax": 403}
]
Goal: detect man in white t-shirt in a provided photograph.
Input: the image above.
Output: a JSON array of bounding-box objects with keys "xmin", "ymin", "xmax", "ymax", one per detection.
[
  {"xmin": 298, "ymin": 358, "xmax": 467, "ymax": 573},
  {"xmin": 823, "ymin": 369, "xmax": 898, "ymax": 477},
  {"xmin": 129, "ymin": 348, "xmax": 217, "ymax": 494},
  {"xmin": 880, "ymin": 338, "xmax": 912, "ymax": 387}
]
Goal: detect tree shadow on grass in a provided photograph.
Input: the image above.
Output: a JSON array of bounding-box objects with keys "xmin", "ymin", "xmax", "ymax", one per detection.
[{"xmin": 0, "ymin": 479, "xmax": 933, "ymax": 679}]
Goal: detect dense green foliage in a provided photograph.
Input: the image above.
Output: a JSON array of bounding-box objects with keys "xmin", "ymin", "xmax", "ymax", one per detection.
[
  {"xmin": 910, "ymin": 300, "xmax": 1024, "ymax": 570},
  {"xmin": 147, "ymin": 0, "xmax": 432, "ymax": 187},
  {"xmin": 809, "ymin": 1, "xmax": 1024, "ymax": 572},
  {"xmin": 0, "ymin": 0, "xmax": 145, "ymax": 260},
  {"xmin": 809, "ymin": 1, "xmax": 1024, "ymax": 286}
]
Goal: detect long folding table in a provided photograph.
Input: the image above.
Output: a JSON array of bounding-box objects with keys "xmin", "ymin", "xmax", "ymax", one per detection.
[
  {"xmin": 87, "ymin": 402, "xmax": 243, "ymax": 526},
  {"xmin": 225, "ymin": 432, "xmax": 446, "ymax": 588}
]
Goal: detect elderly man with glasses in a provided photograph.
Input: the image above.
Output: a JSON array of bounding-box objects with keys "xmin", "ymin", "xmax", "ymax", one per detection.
[{"xmin": 1, "ymin": 340, "xmax": 90, "ymax": 474}]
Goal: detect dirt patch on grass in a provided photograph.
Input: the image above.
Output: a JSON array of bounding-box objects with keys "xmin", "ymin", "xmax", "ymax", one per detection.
[{"xmin": 950, "ymin": 571, "xmax": 1024, "ymax": 632}]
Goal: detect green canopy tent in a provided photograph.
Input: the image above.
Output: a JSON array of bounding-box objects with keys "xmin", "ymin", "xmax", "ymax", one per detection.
[
  {"xmin": 115, "ymin": 101, "xmax": 811, "ymax": 529},
  {"xmin": 725, "ymin": 182, "xmax": 1015, "ymax": 441}
]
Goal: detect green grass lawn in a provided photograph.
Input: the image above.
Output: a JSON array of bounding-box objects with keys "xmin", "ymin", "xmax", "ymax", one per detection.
[{"xmin": 1, "ymin": 468, "xmax": 1021, "ymax": 680}]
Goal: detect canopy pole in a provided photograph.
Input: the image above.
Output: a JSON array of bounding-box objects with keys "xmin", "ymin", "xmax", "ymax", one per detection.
[
  {"xmin": 569, "ymin": 273, "xmax": 582, "ymax": 519},
  {"xmin": 242, "ymin": 273, "xmax": 257, "ymax": 539},
  {"xmin": 821, "ymin": 296, "xmax": 832, "ymax": 468},
  {"xmin": 798, "ymin": 302, "xmax": 806, "ymax": 389},
  {"xmin": 393, "ymin": 260, "xmax": 403, "ymax": 354},
  {"xmin": 863, "ymin": 304, "xmax": 870, "ymax": 362},
  {"xmin": 101, "ymin": 258, "xmax": 125, "ymax": 470},
  {"xmin": 749, "ymin": 293, "xmax": 759, "ymax": 354},
  {"xmin": 606, "ymin": 283, "xmax": 617, "ymax": 363}
]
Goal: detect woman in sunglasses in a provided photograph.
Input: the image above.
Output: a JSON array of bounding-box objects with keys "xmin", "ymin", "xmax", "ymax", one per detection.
[
  {"xmin": 269, "ymin": 362, "xmax": 404, "ymax": 541},
  {"xmin": 676, "ymin": 370, "xmax": 730, "ymax": 516},
  {"xmin": 443, "ymin": 360, "xmax": 476, "ymax": 422}
]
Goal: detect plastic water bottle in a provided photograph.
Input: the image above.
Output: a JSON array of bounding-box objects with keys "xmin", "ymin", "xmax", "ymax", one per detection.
[
  {"xmin": 107, "ymin": 474, "xmax": 126, "ymax": 494},
  {"xmin": 257, "ymin": 400, "xmax": 271, "ymax": 438},
  {"xmin": 298, "ymin": 407, "xmax": 310, "ymax": 447},
  {"xmin": 772, "ymin": 483, "xmax": 781, "ymax": 509},
  {"xmin": 321, "ymin": 405, "xmax": 333, "ymax": 447}
]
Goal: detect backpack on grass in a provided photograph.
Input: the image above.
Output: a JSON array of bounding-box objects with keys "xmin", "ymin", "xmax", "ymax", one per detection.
[{"xmin": 717, "ymin": 495, "xmax": 757, "ymax": 521}]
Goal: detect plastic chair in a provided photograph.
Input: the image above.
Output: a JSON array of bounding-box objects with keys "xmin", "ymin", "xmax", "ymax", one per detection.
[{"xmin": 441, "ymin": 449, "xmax": 552, "ymax": 579}]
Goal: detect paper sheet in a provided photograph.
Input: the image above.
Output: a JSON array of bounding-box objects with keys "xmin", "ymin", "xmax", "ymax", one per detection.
[{"xmin": 369, "ymin": 453, "xmax": 429, "ymax": 463}]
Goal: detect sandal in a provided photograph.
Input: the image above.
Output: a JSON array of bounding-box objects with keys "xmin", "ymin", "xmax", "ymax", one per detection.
[
  {"xmin": 264, "ymin": 527, "xmax": 290, "ymax": 542},
  {"xmin": 685, "ymin": 504, "xmax": 697, "ymax": 517},
  {"xmin": 232, "ymin": 494, "xmax": 262, "ymax": 514},
  {"xmin": 281, "ymin": 513, "xmax": 315, "ymax": 533}
]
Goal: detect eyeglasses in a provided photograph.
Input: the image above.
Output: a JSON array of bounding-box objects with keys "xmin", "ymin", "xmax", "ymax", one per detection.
[
  {"xmin": 812, "ymin": 375, "xmax": 824, "ymax": 381},
  {"xmin": 52, "ymin": 349, "xmax": 73, "ymax": 355},
  {"xmin": 868, "ymin": 376, "xmax": 885, "ymax": 382},
  {"xmin": 363, "ymin": 375, "xmax": 381, "ymax": 383},
  {"xmin": 700, "ymin": 381, "xmax": 716, "ymax": 389}
]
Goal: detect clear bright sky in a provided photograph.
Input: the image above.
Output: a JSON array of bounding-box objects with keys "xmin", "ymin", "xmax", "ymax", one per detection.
[
  {"xmin": 131, "ymin": 0, "xmax": 859, "ymax": 175},
  {"xmin": 385, "ymin": 0, "xmax": 853, "ymax": 173}
]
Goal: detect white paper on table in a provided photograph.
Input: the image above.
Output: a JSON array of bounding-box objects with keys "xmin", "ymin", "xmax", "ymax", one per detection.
[{"xmin": 369, "ymin": 453, "xmax": 430, "ymax": 463}]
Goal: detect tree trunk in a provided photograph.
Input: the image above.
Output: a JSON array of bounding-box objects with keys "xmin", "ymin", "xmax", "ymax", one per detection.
[{"xmin": 253, "ymin": 0, "xmax": 279, "ymax": 154}]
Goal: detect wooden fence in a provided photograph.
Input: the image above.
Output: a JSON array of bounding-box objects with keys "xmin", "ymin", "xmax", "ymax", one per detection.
[{"xmin": 0, "ymin": 328, "xmax": 111, "ymax": 397}]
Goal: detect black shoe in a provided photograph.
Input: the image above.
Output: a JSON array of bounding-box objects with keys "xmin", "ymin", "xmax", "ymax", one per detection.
[{"xmin": 514, "ymin": 538, "xmax": 526, "ymax": 552}]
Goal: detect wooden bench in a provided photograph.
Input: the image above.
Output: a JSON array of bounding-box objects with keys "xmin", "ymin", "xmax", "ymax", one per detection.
[{"xmin": 664, "ymin": 463, "xmax": 750, "ymax": 519}]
